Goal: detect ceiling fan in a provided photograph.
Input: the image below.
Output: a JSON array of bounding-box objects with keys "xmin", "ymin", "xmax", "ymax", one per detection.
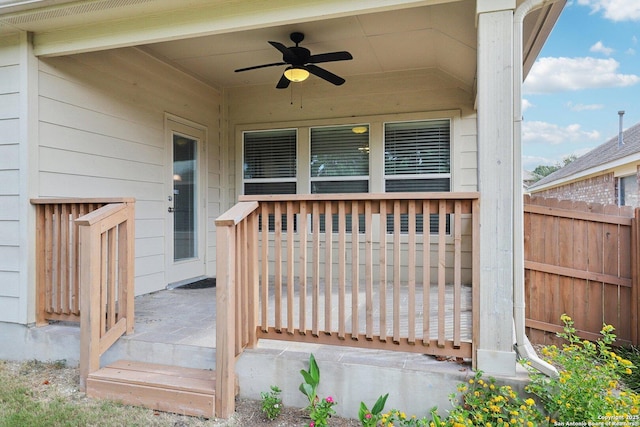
[{"xmin": 235, "ymin": 32, "xmax": 353, "ymax": 89}]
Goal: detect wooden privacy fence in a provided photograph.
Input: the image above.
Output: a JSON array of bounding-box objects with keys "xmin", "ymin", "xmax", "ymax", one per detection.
[
  {"xmin": 215, "ymin": 192, "xmax": 479, "ymax": 417},
  {"xmin": 524, "ymin": 195, "xmax": 640, "ymax": 346},
  {"xmin": 31, "ymin": 198, "xmax": 135, "ymax": 325}
]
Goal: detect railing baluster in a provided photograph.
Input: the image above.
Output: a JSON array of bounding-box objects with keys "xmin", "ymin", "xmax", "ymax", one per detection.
[
  {"xmin": 351, "ymin": 200, "xmax": 359, "ymax": 340},
  {"xmin": 44, "ymin": 205, "xmax": 54, "ymax": 314},
  {"xmin": 286, "ymin": 202, "xmax": 294, "ymax": 334},
  {"xmin": 60, "ymin": 204, "xmax": 69, "ymax": 314},
  {"xmin": 437, "ymin": 199, "xmax": 446, "ymax": 347},
  {"xmin": 100, "ymin": 231, "xmax": 108, "ymax": 336},
  {"xmin": 422, "ymin": 200, "xmax": 431, "ymax": 345},
  {"xmin": 274, "ymin": 203, "xmax": 283, "ymax": 332},
  {"xmin": 53, "ymin": 205, "xmax": 61, "ymax": 313},
  {"xmin": 379, "ymin": 200, "xmax": 387, "ymax": 342},
  {"xmin": 338, "ymin": 201, "xmax": 346, "ymax": 339},
  {"xmin": 324, "ymin": 201, "xmax": 333, "ymax": 334},
  {"xmin": 454, "ymin": 200, "xmax": 462, "ymax": 348},
  {"xmin": 365, "ymin": 201, "xmax": 373, "ymax": 340},
  {"xmin": 299, "ymin": 202, "xmax": 308, "ymax": 334},
  {"xmin": 408, "ymin": 200, "xmax": 416, "ymax": 344},
  {"xmin": 71, "ymin": 204, "xmax": 80, "ymax": 315},
  {"xmin": 247, "ymin": 211, "xmax": 259, "ymax": 347},
  {"xmin": 107, "ymin": 228, "xmax": 117, "ymax": 329}
]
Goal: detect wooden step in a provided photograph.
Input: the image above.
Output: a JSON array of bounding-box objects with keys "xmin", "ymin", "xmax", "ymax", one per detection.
[{"xmin": 86, "ymin": 360, "xmax": 217, "ymax": 418}]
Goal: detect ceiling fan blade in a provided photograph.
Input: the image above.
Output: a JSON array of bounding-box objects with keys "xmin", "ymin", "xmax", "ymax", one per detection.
[
  {"xmin": 305, "ymin": 64, "xmax": 346, "ymax": 86},
  {"xmin": 235, "ymin": 62, "xmax": 286, "ymax": 72},
  {"xmin": 308, "ymin": 51, "xmax": 353, "ymax": 64},
  {"xmin": 269, "ymin": 41, "xmax": 297, "ymax": 63},
  {"xmin": 276, "ymin": 73, "xmax": 291, "ymax": 89}
]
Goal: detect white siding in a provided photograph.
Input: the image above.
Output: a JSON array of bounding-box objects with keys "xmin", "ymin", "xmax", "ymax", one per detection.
[
  {"xmin": 37, "ymin": 47, "xmax": 222, "ymax": 295},
  {"xmin": 0, "ymin": 33, "xmax": 22, "ymax": 323}
]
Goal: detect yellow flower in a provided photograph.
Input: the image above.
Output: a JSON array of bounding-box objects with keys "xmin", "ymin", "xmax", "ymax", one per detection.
[
  {"xmin": 527, "ymin": 422, "xmax": 534, "ymax": 427},
  {"xmin": 400, "ymin": 412, "xmax": 406, "ymax": 420},
  {"xmin": 525, "ymin": 398, "xmax": 535, "ymax": 406},
  {"xmin": 469, "ymin": 379, "xmax": 474, "ymax": 384},
  {"xmin": 625, "ymin": 368, "xmax": 632, "ymax": 375}
]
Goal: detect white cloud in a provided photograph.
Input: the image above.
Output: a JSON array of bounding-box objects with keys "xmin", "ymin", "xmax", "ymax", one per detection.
[
  {"xmin": 522, "ymin": 121, "xmax": 601, "ymax": 145},
  {"xmin": 577, "ymin": 0, "xmax": 640, "ymax": 21},
  {"xmin": 524, "ymin": 57, "xmax": 640, "ymax": 93},
  {"xmin": 590, "ymin": 41, "xmax": 613, "ymax": 55},
  {"xmin": 522, "ymin": 99, "xmax": 533, "ymax": 112},
  {"xmin": 566, "ymin": 101, "xmax": 604, "ymax": 111}
]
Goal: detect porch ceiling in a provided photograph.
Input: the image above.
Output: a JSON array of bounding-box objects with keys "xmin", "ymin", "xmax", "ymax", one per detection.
[
  {"xmin": 0, "ymin": 0, "xmax": 564, "ymax": 92},
  {"xmin": 140, "ymin": 1, "xmax": 478, "ymax": 90}
]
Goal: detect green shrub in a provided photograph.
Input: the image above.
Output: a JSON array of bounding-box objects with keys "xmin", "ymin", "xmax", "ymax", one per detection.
[
  {"xmin": 524, "ymin": 314, "xmax": 639, "ymax": 423},
  {"xmin": 616, "ymin": 345, "xmax": 640, "ymax": 392},
  {"xmin": 444, "ymin": 371, "xmax": 545, "ymax": 427},
  {"xmin": 260, "ymin": 385, "xmax": 282, "ymax": 420}
]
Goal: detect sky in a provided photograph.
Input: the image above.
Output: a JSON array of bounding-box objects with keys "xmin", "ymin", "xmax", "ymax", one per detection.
[{"xmin": 521, "ymin": 0, "xmax": 640, "ymax": 171}]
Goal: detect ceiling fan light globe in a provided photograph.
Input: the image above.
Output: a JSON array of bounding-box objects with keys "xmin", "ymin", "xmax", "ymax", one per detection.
[{"xmin": 284, "ymin": 67, "xmax": 309, "ymax": 82}]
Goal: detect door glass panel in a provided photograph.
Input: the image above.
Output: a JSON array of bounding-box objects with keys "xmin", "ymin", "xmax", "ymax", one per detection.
[{"xmin": 173, "ymin": 134, "xmax": 198, "ymax": 261}]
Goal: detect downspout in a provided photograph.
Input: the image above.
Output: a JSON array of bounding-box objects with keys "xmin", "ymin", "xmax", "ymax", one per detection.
[{"xmin": 513, "ymin": 0, "xmax": 559, "ymax": 377}]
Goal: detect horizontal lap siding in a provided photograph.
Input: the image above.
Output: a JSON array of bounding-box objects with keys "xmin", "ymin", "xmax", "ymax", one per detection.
[
  {"xmin": 38, "ymin": 47, "xmax": 221, "ymax": 295},
  {"xmin": 0, "ymin": 34, "xmax": 22, "ymax": 322}
]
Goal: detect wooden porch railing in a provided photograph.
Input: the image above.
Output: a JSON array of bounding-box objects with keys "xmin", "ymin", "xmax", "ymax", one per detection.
[
  {"xmin": 74, "ymin": 202, "xmax": 136, "ymax": 390},
  {"xmin": 31, "ymin": 198, "xmax": 135, "ymax": 325},
  {"xmin": 215, "ymin": 192, "xmax": 479, "ymax": 417}
]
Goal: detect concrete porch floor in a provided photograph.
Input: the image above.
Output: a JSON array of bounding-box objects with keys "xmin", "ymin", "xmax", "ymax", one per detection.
[{"xmin": 2, "ymin": 286, "xmax": 531, "ymax": 419}]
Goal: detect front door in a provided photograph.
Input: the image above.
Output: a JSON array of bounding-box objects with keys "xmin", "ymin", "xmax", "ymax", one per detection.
[{"xmin": 166, "ymin": 116, "xmax": 207, "ymax": 285}]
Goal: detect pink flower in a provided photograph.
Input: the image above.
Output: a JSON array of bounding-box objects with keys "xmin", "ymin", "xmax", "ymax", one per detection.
[
  {"xmin": 365, "ymin": 413, "xmax": 372, "ymax": 419},
  {"xmin": 326, "ymin": 396, "xmax": 334, "ymax": 404},
  {"xmin": 309, "ymin": 423, "xmax": 315, "ymax": 427}
]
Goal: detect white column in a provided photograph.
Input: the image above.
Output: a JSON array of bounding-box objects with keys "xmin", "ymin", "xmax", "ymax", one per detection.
[{"xmin": 476, "ymin": 0, "xmax": 517, "ymax": 376}]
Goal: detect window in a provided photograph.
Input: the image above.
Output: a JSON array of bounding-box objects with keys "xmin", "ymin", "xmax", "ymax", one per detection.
[
  {"xmin": 619, "ymin": 175, "xmax": 639, "ymax": 207},
  {"xmin": 310, "ymin": 124, "xmax": 369, "ymax": 194},
  {"xmin": 384, "ymin": 119, "xmax": 451, "ymax": 233},
  {"xmin": 243, "ymin": 129, "xmax": 297, "ymax": 195},
  {"xmin": 244, "ymin": 129, "xmax": 297, "ymax": 230},
  {"xmin": 310, "ymin": 125, "xmax": 369, "ymax": 232}
]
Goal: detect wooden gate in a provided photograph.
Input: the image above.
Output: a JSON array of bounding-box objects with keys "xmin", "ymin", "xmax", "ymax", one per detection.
[{"xmin": 524, "ymin": 195, "xmax": 640, "ymax": 346}]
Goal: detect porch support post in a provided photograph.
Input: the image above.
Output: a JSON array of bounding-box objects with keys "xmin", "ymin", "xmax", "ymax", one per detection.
[{"xmin": 475, "ymin": 0, "xmax": 517, "ymax": 376}]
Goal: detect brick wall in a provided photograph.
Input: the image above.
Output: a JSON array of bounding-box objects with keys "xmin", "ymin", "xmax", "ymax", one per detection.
[{"xmin": 533, "ymin": 173, "xmax": 617, "ymax": 204}]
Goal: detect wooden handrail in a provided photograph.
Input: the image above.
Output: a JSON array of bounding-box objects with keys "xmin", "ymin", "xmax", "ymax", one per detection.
[{"xmin": 215, "ymin": 192, "xmax": 479, "ymax": 417}]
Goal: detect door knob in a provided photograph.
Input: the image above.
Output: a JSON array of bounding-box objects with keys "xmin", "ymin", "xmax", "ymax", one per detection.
[{"xmin": 168, "ymin": 207, "xmax": 175, "ymax": 213}]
